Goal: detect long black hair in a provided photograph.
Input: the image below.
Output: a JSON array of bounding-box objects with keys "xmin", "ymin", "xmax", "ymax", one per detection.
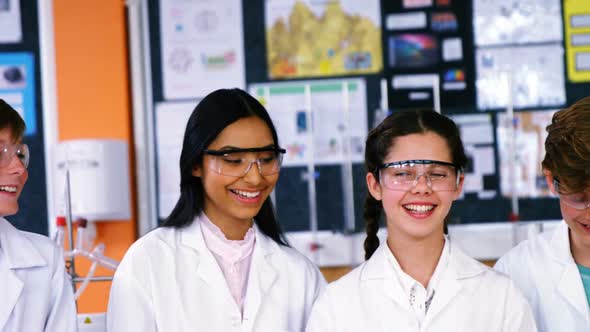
[
  {"xmin": 163, "ymin": 88, "xmax": 288, "ymax": 246},
  {"xmin": 363, "ymin": 109, "xmax": 467, "ymax": 259}
]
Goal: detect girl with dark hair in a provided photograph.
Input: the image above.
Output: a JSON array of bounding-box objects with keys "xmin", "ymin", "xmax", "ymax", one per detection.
[
  {"xmin": 306, "ymin": 109, "xmax": 536, "ymax": 331},
  {"xmin": 108, "ymin": 89, "xmax": 325, "ymax": 331}
]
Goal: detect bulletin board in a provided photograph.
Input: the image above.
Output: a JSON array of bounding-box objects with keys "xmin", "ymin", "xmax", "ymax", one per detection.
[
  {"xmin": 0, "ymin": 0, "xmax": 48, "ymax": 235},
  {"xmin": 141, "ymin": 0, "xmax": 590, "ymax": 234}
]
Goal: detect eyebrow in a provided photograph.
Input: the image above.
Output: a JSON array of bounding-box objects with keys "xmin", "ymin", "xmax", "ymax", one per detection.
[{"xmin": 215, "ymin": 144, "xmax": 276, "ymax": 151}]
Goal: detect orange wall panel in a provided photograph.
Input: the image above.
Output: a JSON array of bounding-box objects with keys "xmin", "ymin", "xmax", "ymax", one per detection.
[{"xmin": 53, "ymin": 1, "xmax": 136, "ymax": 313}]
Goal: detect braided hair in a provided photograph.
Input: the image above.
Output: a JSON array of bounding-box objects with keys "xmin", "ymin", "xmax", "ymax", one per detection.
[{"xmin": 363, "ymin": 109, "xmax": 467, "ymax": 259}]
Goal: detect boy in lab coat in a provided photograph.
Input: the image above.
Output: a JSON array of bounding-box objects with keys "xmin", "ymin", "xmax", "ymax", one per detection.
[
  {"xmin": 0, "ymin": 99, "xmax": 77, "ymax": 331},
  {"xmin": 495, "ymin": 96, "xmax": 590, "ymax": 331}
]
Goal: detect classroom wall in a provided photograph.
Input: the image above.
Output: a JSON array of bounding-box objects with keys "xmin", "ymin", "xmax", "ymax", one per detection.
[{"xmin": 53, "ymin": 0, "xmax": 135, "ymax": 313}]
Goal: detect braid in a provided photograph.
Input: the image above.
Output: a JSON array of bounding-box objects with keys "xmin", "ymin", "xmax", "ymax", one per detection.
[{"xmin": 363, "ymin": 195, "xmax": 382, "ymax": 260}]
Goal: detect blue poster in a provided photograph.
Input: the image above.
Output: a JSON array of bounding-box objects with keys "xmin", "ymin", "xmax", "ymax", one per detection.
[{"xmin": 0, "ymin": 52, "xmax": 36, "ymax": 136}]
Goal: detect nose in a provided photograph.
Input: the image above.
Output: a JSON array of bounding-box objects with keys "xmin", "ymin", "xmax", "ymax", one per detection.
[
  {"xmin": 7, "ymin": 154, "xmax": 26, "ymax": 175},
  {"xmin": 411, "ymin": 173, "xmax": 432, "ymax": 194},
  {"xmin": 242, "ymin": 160, "xmax": 263, "ymax": 184}
]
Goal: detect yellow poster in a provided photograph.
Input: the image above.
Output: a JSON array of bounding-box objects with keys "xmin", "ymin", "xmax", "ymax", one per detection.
[
  {"xmin": 265, "ymin": 0, "xmax": 383, "ymax": 79},
  {"xmin": 564, "ymin": 0, "xmax": 590, "ymax": 82}
]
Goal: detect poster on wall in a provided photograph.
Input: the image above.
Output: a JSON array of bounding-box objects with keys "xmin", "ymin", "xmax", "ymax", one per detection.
[
  {"xmin": 159, "ymin": 0, "xmax": 246, "ymax": 100},
  {"xmin": 563, "ymin": 0, "xmax": 590, "ymax": 82},
  {"xmin": 449, "ymin": 114, "xmax": 497, "ymax": 199},
  {"xmin": 250, "ymin": 78, "xmax": 368, "ymax": 167},
  {"xmin": 155, "ymin": 101, "xmax": 194, "ymax": 218},
  {"xmin": 384, "ymin": 2, "xmax": 470, "ymax": 109},
  {"xmin": 496, "ymin": 110, "xmax": 556, "ymax": 198},
  {"xmin": 0, "ymin": 53, "xmax": 36, "ymax": 135},
  {"xmin": 0, "ymin": 0, "xmax": 22, "ymax": 44},
  {"xmin": 388, "ymin": 34, "xmax": 439, "ymax": 69},
  {"xmin": 265, "ymin": 0, "xmax": 382, "ymax": 79},
  {"xmin": 473, "ymin": 0, "xmax": 563, "ymax": 46},
  {"xmin": 476, "ymin": 44, "xmax": 566, "ymax": 110}
]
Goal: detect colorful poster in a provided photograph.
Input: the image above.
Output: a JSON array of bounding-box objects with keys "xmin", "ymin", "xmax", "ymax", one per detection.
[
  {"xmin": 496, "ymin": 110, "xmax": 556, "ymax": 198},
  {"xmin": 159, "ymin": 0, "xmax": 246, "ymax": 99},
  {"xmin": 473, "ymin": 0, "xmax": 563, "ymax": 46},
  {"xmin": 431, "ymin": 11, "xmax": 458, "ymax": 32},
  {"xmin": 476, "ymin": 45, "xmax": 566, "ymax": 110},
  {"xmin": 0, "ymin": 53, "xmax": 35, "ymax": 135},
  {"xmin": 250, "ymin": 79, "xmax": 367, "ymax": 166},
  {"xmin": 265, "ymin": 0, "xmax": 382, "ymax": 79},
  {"xmin": 388, "ymin": 34, "xmax": 439, "ymax": 69},
  {"xmin": 0, "ymin": 0, "xmax": 22, "ymax": 44},
  {"xmin": 564, "ymin": 0, "xmax": 590, "ymax": 82}
]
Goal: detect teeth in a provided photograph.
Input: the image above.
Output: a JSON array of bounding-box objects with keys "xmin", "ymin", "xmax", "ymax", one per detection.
[
  {"xmin": 405, "ymin": 204, "xmax": 434, "ymax": 212},
  {"xmin": 232, "ymin": 190, "xmax": 261, "ymax": 198},
  {"xmin": 0, "ymin": 186, "xmax": 17, "ymax": 193}
]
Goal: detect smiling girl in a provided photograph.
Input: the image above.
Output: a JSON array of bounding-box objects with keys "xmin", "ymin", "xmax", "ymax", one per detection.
[
  {"xmin": 107, "ymin": 89, "xmax": 325, "ymax": 331},
  {"xmin": 306, "ymin": 109, "xmax": 536, "ymax": 332}
]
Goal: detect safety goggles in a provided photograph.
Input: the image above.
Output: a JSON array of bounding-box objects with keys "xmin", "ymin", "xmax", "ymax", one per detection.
[
  {"xmin": 377, "ymin": 159, "xmax": 462, "ymax": 192},
  {"xmin": 553, "ymin": 179, "xmax": 590, "ymax": 210},
  {"xmin": 203, "ymin": 147, "xmax": 286, "ymax": 177},
  {"xmin": 0, "ymin": 142, "xmax": 29, "ymax": 169}
]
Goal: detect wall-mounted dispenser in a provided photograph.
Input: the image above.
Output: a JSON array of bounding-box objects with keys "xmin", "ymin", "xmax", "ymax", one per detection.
[{"xmin": 53, "ymin": 139, "xmax": 131, "ymax": 221}]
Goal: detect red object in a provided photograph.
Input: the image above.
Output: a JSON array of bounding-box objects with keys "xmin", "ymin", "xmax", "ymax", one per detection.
[
  {"xmin": 309, "ymin": 242, "xmax": 323, "ymax": 252},
  {"xmin": 508, "ymin": 212, "xmax": 520, "ymax": 222},
  {"xmin": 76, "ymin": 218, "xmax": 88, "ymax": 228},
  {"xmin": 56, "ymin": 216, "xmax": 66, "ymax": 227}
]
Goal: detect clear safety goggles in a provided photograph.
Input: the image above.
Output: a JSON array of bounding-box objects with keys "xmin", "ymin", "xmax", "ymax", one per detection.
[
  {"xmin": 203, "ymin": 147, "xmax": 286, "ymax": 177},
  {"xmin": 553, "ymin": 179, "xmax": 590, "ymax": 210},
  {"xmin": 0, "ymin": 142, "xmax": 29, "ymax": 169},
  {"xmin": 377, "ymin": 159, "xmax": 462, "ymax": 192}
]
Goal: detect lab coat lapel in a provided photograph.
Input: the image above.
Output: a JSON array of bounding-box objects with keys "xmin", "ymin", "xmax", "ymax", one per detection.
[
  {"xmin": 0, "ymin": 263, "xmax": 24, "ymax": 331},
  {"xmin": 242, "ymin": 227, "xmax": 278, "ymax": 330},
  {"xmin": 371, "ymin": 245, "xmax": 408, "ymax": 307},
  {"xmin": 0, "ymin": 219, "xmax": 46, "ymax": 330},
  {"xmin": 425, "ymin": 241, "xmax": 484, "ymax": 321},
  {"xmin": 558, "ymin": 263, "xmax": 590, "ymax": 318},
  {"xmin": 179, "ymin": 218, "xmax": 234, "ymax": 295},
  {"xmin": 362, "ymin": 243, "xmax": 411, "ymax": 331},
  {"xmin": 551, "ymin": 223, "xmax": 590, "ymax": 320}
]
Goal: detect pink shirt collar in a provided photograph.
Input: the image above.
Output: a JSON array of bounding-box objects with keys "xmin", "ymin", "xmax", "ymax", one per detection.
[
  {"xmin": 199, "ymin": 214, "xmax": 256, "ymax": 263},
  {"xmin": 198, "ymin": 213, "xmax": 256, "ymax": 315}
]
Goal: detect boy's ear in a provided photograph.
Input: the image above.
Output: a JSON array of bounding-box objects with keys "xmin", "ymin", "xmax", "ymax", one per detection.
[
  {"xmin": 544, "ymin": 169, "xmax": 556, "ymax": 194},
  {"xmin": 366, "ymin": 172, "xmax": 382, "ymax": 201}
]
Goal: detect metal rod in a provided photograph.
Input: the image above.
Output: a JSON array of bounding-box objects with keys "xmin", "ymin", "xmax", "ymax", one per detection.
[
  {"xmin": 305, "ymin": 84, "xmax": 319, "ymax": 263},
  {"xmin": 64, "ymin": 168, "xmax": 77, "ymax": 292},
  {"xmin": 265, "ymin": 86, "xmax": 277, "ymax": 208},
  {"xmin": 341, "ymin": 81, "xmax": 355, "ymax": 233},
  {"xmin": 73, "ymin": 276, "xmax": 114, "ymax": 283},
  {"xmin": 506, "ymin": 72, "xmax": 519, "ymax": 219}
]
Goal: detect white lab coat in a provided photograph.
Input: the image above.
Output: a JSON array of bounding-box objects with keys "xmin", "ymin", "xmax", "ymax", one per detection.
[
  {"xmin": 0, "ymin": 217, "xmax": 77, "ymax": 332},
  {"xmin": 107, "ymin": 219, "xmax": 326, "ymax": 332},
  {"xmin": 495, "ymin": 221, "xmax": 590, "ymax": 332},
  {"xmin": 306, "ymin": 239, "xmax": 537, "ymax": 332}
]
